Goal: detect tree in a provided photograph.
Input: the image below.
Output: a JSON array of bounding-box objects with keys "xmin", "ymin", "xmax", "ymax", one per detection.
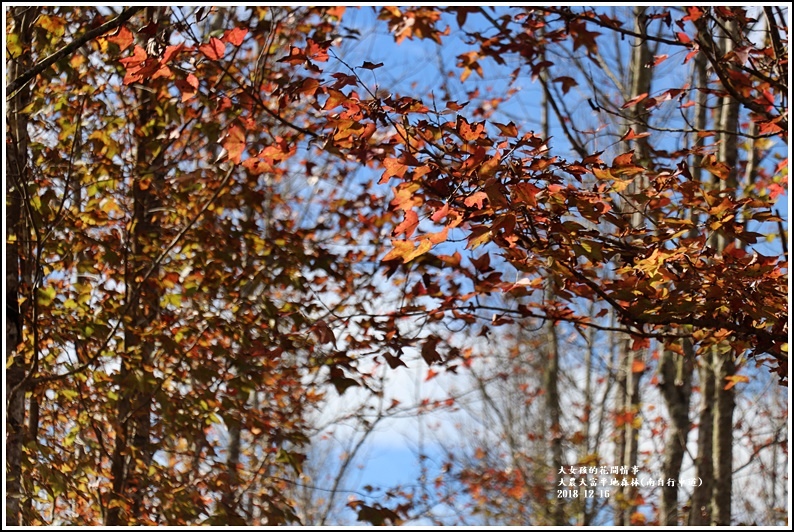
[{"xmin": 5, "ymin": 5, "xmax": 788, "ymax": 526}]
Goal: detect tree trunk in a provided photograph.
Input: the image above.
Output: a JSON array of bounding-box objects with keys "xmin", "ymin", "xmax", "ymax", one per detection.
[
  {"xmin": 687, "ymin": 45, "xmax": 714, "ymax": 527},
  {"xmin": 5, "ymin": 7, "xmax": 34, "ymax": 526},
  {"xmin": 106, "ymin": 8, "xmax": 167, "ymax": 524},
  {"xmin": 544, "ymin": 305, "xmax": 564, "ymax": 525},
  {"xmin": 709, "ymin": 17, "xmax": 740, "ymax": 526},
  {"xmin": 614, "ymin": 8, "xmax": 652, "ymax": 525},
  {"xmin": 658, "ymin": 338, "xmax": 693, "ymax": 524}
]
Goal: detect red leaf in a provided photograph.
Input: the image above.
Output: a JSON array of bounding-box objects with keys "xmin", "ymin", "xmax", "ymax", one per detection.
[
  {"xmin": 222, "ymin": 27, "xmax": 248, "ymax": 46},
  {"xmin": 222, "ymin": 125, "xmax": 246, "ymax": 164},
  {"xmin": 312, "ymin": 320, "xmax": 336, "ymax": 346},
  {"xmin": 767, "ymin": 182, "xmax": 785, "ymax": 200},
  {"xmin": 649, "ymin": 54, "xmax": 668, "ymax": 67},
  {"xmin": 199, "ymin": 37, "xmax": 226, "ymax": 60},
  {"xmin": 677, "ymin": 31, "xmax": 692, "ymax": 44},
  {"xmin": 682, "ymin": 6, "xmax": 703, "ymax": 22},
  {"xmin": 278, "ymin": 46, "xmax": 307, "ymax": 65},
  {"xmin": 512, "ymin": 182, "xmax": 540, "ymax": 207},
  {"xmin": 185, "ymin": 73, "xmax": 199, "ymax": 90},
  {"xmin": 107, "ymin": 25, "xmax": 134, "ymax": 51},
  {"xmin": 431, "ymin": 203, "xmax": 450, "ymax": 223}
]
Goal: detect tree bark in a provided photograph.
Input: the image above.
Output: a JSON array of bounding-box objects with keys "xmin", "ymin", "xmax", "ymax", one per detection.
[
  {"xmin": 658, "ymin": 338, "xmax": 693, "ymax": 525},
  {"xmin": 5, "ymin": 7, "xmax": 34, "ymax": 526},
  {"xmin": 614, "ymin": 8, "xmax": 652, "ymax": 525},
  {"xmin": 686, "ymin": 46, "xmax": 714, "ymax": 527},
  {"xmin": 709, "ymin": 17, "xmax": 740, "ymax": 526},
  {"xmin": 106, "ymin": 7, "xmax": 167, "ymax": 524}
]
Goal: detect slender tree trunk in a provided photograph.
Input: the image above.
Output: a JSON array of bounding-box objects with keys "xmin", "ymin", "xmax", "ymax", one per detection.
[
  {"xmin": 221, "ymin": 415, "xmax": 244, "ymax": 522},
  {"xmin": 6, "ymin": 7, "xmax": 34, "ymax": 526},
  {"xmin": 709, "ymin": 19, "xmax": 740, "ymax": 525},
  {"xmin": 539, "ymin": 62, "xmax": 565, "ymax": 526},
  {"xmin": 614, "ymin": 9, "xmax": 652, "ymax": 525},
  {"xmin": 545, "ymin": 308, "xmax": 564, "ymax": 525},
  {"xmin": 687, "ymin": 46, "xmax": 714, "ymax": 527},
  {"xmin": 658, "ymin": 338, "xmax": 693, "ymax": 524},
  {"xmin": 106, "ymin": 8, "xmax": 167, "ymax": 524}
]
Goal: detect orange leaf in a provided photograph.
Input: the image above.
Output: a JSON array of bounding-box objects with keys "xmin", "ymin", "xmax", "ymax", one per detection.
[
  {"xmin": 107, "ymin": 25, "xmax": 134, "ymax": 51},
  {"xmin": 222, "ymin": 27, "xmax": 248, "ymax": 46},
  {"xmin": 199, "ymin": 37, "xmax": 226, "ymax": 60},
  {"xmin": 222, "ymin": 125, "xmax": 246, "ymax": 164},
  {"xmin": 492, "ymin": 121, "xmax": 518, "ymax": 137},
  {"xmin": 428, "ymin": 226, "xmax": 449, "ymax": 244},
  {"xmin": 457, "ymin": 116, "xmax": 485, "ymax": 141},
  {"xmin": 622, "ymin": 92, "xmax": 648, "ymax": 109},
  {"xmin": 464, "ymin": 191, "xmax": 488, "ymax": 209},
  {"xmin": 394, "ymin": 210, "xmax": 419, "ymax": 237},
  {"xmin": 631, "ymin": 360, "xmax": 646, "ymax": 373},
  {"xmin": 382, "ymin": 240, "xmax": 415, "ymax": 262},
  {"xmin": 630, "ymin": 335, "xmax": 650, "ymax": 351},
  {"xmin": 161, "ymin": 43, "xmax": 185, "ymax": 64},
  {"xmin": 724, "ymin": 374, "xmax": 749, "ymax": 390},
  {"xmin": 326, "ymin": 6, "xmax": 346, "ymax": 19},
  {"xmin": 119, "ymin": 45, "xmax": 147, "ymax": 67},
  {"xmin": 380, "ymin": 158, "xmax": 408, "ymax": 184}
]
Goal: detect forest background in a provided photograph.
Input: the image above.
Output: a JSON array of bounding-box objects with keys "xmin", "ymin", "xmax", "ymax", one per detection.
[{"xmin": 4, "ymin": 4, "xmax": 790, "ymax": 526}]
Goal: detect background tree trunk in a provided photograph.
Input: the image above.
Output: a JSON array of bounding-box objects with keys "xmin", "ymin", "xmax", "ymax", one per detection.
[
  {"xmin": 709, "ymin": 17, "xmax": 740, "ymax": 526},
  {"xmin": 6, "ymin": 6, "xmax": 34, "ymax": 526},
  {"xmin": 106, "ymin": 7, "xmax": 168, "ymax": 524}
]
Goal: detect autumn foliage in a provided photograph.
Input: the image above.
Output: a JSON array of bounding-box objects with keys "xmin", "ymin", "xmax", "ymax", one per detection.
[{"xmin": 5, "ymin": 5, "xmax": 788, "ymax": 526}]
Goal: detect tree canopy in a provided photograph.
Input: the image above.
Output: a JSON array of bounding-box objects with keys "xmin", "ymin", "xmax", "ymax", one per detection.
[{"xmin": 5, "ymin": 5, "xmax": 788, "ymax": 526}]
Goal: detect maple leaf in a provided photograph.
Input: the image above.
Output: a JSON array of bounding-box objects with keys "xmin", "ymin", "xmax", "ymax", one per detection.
[
  {"xmin": 199, "ymin": 37, "xmax": 226, "ymax": 60},
  {"xmin": 702, "ymin": 154, "xmax": 731, "ymax": 180},
  {"xmin": 394, "ymin": 210, "xmax": 419, "ymax": 237},
  {"xmin": 380, "ymin": 158, "xmax": 409, "ymax": 184},
  {"xmin": 464, "ymin": 191, "xmax": 488, "ymax": 209},
  {"xmin": 107, "ymin": 26, "xmax": 134, "ymax": 51},
  {"xmin": 222, "ymin": 125, "xmax": 246, "ymax": 164},
  {"xmin": 222, "ymin": 27, "xmax": 248, "ymax": 46}
]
